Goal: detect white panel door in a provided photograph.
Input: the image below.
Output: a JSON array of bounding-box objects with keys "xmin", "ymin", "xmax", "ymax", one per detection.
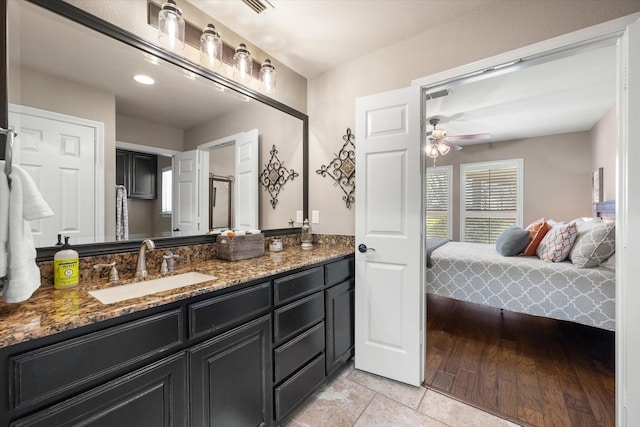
[
  {"xmin": 354, "ymin": 86, "xmax": 424, "ymax": 386},
  {"xmin": 234, "ymin": 129, "xmax": 259, "ymax": 230},
  {"xmin": 173, "ymin": 150, "xmax": 201, "ymax": 235},
  {"xmin": 9, "ymin": 107, "xmax": 101, "ymax": 246}
]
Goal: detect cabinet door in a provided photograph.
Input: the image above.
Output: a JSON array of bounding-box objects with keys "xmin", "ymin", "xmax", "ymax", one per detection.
[
  {"xmin": 11, "ymin": 353, "xmax": 188, "ymax": 427},
  {"xmin": 115, "ymin": 149, "xmax": 128, "ymax": 188},
  {"xmin": 189, "ymin": 315, "xmax": 272, "ymax": 427},
  {"xmin": 130, "ymin": 152, "xmax": 157, "ymax": 199},
  {"xmin": 325, "ymin": 279, "xmax": 355, "ymax": 376}
]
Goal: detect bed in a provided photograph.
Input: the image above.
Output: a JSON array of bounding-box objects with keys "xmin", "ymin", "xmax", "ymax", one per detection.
[{"xmin": 426, "ymin": 203, "xmax": 616, "ymax": 331}]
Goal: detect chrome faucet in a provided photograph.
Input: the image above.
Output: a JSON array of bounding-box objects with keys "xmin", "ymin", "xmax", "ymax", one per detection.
[{"xmin": 135, "ymin": 239, "xmax": 155, "ymax": 279}]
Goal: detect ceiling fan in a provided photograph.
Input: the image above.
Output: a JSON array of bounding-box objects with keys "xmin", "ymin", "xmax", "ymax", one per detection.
[{"xmin": 426, "ymin": 118, "xmax": 491, "ymax": 165}]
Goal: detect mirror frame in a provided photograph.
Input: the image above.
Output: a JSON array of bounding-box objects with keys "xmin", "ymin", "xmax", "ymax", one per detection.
[{"xmin": 0, "ymin": 0, "xmax": 309, "ymax": 261}]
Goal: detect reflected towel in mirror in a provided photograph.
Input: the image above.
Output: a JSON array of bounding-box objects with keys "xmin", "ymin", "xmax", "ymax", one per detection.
[{"xmin": 115, "ymin": 185, "xmax": 128, "ymax": 241}]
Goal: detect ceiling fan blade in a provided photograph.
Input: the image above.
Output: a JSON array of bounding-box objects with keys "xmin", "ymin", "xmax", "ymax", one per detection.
[
  {"xmin": 441, "ymin": 140, "xmax": 463, "ymax": 152},
  {"xmin": 446, "ymin": 133, "xmax": 491, "ymax": 141}
]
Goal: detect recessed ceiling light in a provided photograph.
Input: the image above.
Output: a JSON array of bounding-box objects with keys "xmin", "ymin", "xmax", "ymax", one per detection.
[{"xmin": 133, "ymin": 74, "xmax": 155, "ymax": 85}]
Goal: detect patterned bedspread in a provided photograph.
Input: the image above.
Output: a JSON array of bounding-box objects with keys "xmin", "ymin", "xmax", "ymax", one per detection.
[{"xmin": 426, "ymin": 241, "xmax": 615, "ymax": 331}]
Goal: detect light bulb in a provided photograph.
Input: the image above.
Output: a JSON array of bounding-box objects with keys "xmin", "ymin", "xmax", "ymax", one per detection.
[
  {"xmin": 200, "ymin": 24, "xmax": 222, "ymax": 68},
  {"xmin": 158, "ymin": 0, "xmax": 185, "ymax": 50},
  {"xmin": 260, "ymin": 59, "xmax": 276, "ymax": 94},
  {"xmin": 233, "ymin": 43, "xmax": 253, "ymax": 83}
]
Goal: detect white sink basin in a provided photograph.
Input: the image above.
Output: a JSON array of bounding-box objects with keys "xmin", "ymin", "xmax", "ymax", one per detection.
[{"xmin": 89, "ymin": 272, "xmax": 217, "ymax": 304}]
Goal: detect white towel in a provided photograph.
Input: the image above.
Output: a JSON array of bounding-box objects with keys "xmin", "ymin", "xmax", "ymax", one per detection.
[
  {"xmin": 0, "ymin": 162, "xmax": 54, "ymax": 303},
  {"xmin": 115, "ymin": 185, "xmax": 129, "ymax": 241}
]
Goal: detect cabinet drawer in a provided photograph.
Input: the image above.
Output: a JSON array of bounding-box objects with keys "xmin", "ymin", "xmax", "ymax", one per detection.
[
  {"xmin": 273, "ymin": 267, "xmax": 324, "ymax": 306},
  {"xmin": 188, "ymin": 281, "xmax": 271, "ymax": 339},
  {"xmin": 11, "ymin": 353, "xmax": 188, "ymax": 427},
  {"xmin": 274, "ymin": 354, "xmax": 326, "ymax": 421},
  {"xmin": 273, "ymin": 291, "xmax": 324, "ymax": 345},
  {"xmin": 324, "ymin": 257, "xmax": 355, "ymax": 287},
  {"xmin": 274, "ymin": 322, "xmax": 324, "ymax": 384},
  {"xmin": 10, "ymin": 309, "xmax": 184, "ymax": 411}
]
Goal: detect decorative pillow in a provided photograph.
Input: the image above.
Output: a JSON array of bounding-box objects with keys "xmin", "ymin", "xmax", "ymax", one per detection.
[
  {"xmin": 536, "ymin": 222, "xmax": 579, "ymax": 262},
  {"xmin": 569, "ymin": 221, "xmax": 616, "ymax": 268},
  {"xmin": 520, "ymin": 218, "xmax": 550, "ymax": 256},
  {"xmin": 496, "ymin": 226, "xmax": 530, "ymax": 256}
]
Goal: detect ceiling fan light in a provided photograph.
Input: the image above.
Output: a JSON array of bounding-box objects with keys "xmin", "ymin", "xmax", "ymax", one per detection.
[
  {"xmin": 437, "ymin": 143, "xmax": 450, "ymax": 155},
  {"xmin": 426, "ymin": 143, "xmax": 439, "ymax": 158},
  {"xmin": 158, "ymin": 0, "xmax": 185, "ymax": 50},
  {"xmin": 200, "ymin": 24, "xmax": 222, "ymax": 68},
  {"xmin": 432, "ymin": 129, "xmax": 446, "ymax": 139}
]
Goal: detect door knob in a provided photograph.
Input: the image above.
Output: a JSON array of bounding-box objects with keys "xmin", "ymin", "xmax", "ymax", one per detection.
[{"xmin": 358, "ymin": 244, "xmax": 376, "ymax": 253}]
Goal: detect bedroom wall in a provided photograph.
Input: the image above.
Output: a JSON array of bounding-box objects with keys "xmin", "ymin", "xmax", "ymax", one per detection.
[
  {"xmin": 431, "ymin": 131, "xmax": 593, "ymax": 241},
  {"xmin": 590, "ymin": 106, "xmax": 617, "ymax": 203},
  {"xmin": 307, "ymin": 0, "xmax": 640, "ymax": 236}
]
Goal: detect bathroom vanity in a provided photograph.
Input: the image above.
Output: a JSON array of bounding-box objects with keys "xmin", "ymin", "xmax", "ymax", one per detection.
[{"xmin": 0, "ymin": 246, "xmax": 354, "ymax": 426}]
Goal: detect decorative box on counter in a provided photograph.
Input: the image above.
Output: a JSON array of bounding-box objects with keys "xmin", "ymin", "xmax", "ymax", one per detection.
[{"xmin": 217, "ymin": 233, "xmax": 265, "ymax": 261}]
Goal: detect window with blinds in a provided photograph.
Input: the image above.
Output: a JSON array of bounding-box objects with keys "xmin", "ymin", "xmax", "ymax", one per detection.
[
  {"xmin": 426, "ymin": 166, "xmax": 452, "ymax": 239},
  {"xmin": 461, "ymin": 160, "xmax": 523, "ymax": 243}
]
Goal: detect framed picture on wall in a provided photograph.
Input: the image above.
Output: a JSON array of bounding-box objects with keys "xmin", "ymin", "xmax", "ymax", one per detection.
[{"xmin": 592, "ymin": 167, "xmax": 603, "ymax": 204}]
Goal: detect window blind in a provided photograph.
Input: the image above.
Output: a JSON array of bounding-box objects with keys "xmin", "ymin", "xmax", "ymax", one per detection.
[
  {"xmin": 426, "ymin": 168, "xmax": 451, "ymax": 239},
  {"xmin": 462, "ymin": 164, "xmax": 520, "ymax": 243}
]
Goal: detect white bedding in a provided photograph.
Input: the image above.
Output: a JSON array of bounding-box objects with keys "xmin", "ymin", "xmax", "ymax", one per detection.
[{"xmin": 426, "ymin": 241, "xmax": 615, "ymax": 331}]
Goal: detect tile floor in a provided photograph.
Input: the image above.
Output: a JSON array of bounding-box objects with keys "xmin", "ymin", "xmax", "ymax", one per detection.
[{"xmin": 280, "ymin": 361, "xmax": 521, "ymax": 427}]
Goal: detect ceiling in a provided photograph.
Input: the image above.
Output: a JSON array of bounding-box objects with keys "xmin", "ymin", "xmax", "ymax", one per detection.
[
  {"xmin": 188, "ymin": 0, "xmax": 501, "ymax": 79},
  {"xmin": 10, "ymin": 1, "xmax": 617, "ymax": 143},
  {"xmin": 189, "ymin": 0, "xmax": 617, "ymax": 143}
]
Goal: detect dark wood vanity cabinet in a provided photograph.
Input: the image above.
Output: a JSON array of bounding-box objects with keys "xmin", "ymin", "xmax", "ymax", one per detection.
[
  {"xmin": 189, "ymin": 315, "xmax": 272, "ymax": 427},
  {"xmin": 272, "ymin": 257, "xmax": 355, "ymax": 422},
  {"xmin": 115, "ymin": 149, "xmax": 157, "ymax": 199},
  {"xmin": 324, "ymin": 257, "xmax": 356, "ymax": 376},
  {"xmin": 0, "ymin": 255, "xmax": 355, "ymax": 427}
]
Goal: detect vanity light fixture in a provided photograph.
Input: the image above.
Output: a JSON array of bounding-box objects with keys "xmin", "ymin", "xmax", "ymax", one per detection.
[
  {"xmin": 259, "ymin": 59, "xmax": 276, "ymax": 94},
  {"xmin": 158, "ymin": 0, "xmax": 185, "ymax": 50},
  {"xmin": 200, "ymin": 24, "xmax": 223, "ymax": 68},
  {"xmin": 233, "ymin": 43, "xmax": 253, "ymax": 83},
  {"xmin": 133, "ymin": 74, "xmax": 155, "ymax": 85}
]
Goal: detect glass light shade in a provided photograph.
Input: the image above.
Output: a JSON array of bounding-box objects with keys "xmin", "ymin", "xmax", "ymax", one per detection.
[
  {"xmin": 437, "ymin": 142, "xmax": 450, "ymax": 155},
  {"xmin": 158, "ymin": 0, "xmax": 185, "ymax": 50},
  {"xmin": 427, "ymin": 143, "xmax": 439, "ymax": 158},
  {"xmin": 233, "ymin": 43, "xmax": 253, "ymax": 83},
  {"xmin": 200, "ymin": 24, "xmax": 222, "ymax": 68},
  {"xmin": 260, "ymin": 59, "xmax": 277, "ymax": 94}
]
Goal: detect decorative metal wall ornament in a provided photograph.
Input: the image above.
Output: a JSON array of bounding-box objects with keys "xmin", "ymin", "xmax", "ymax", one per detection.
[
  {"xmin": 316, "ymin": 128, "xmax": 356, "ymax": 209},
  {"xmin": 259, "ymin": 145, "xmax": 299, "ymax": 209}
]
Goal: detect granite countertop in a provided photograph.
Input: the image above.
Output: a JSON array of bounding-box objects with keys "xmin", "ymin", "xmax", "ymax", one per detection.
[{"xmin": 0, "ymin": 244, "xmax": 354, "ymax": 349}]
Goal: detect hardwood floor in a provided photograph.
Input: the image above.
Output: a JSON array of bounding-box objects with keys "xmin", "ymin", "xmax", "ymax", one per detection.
[{"xmin": 424, "ymin": 293, "xmax": 615, "ymax": 427}]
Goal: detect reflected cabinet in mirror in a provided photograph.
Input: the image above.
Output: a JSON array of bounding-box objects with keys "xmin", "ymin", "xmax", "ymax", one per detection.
[{"xmin": 3, "ymin": 0, "xmax": 308, "ymax": 257}]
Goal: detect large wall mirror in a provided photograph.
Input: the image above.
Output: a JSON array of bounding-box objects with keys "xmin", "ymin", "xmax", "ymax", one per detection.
[{"xmin": 2, "ymin": 0, "xmax": 308, "ymax": 258}]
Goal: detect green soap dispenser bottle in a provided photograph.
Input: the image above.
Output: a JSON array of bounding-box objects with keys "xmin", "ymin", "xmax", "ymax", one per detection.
[{"xmin": 54, "ymin": 236, "xmax": 79, "ymax": 289}]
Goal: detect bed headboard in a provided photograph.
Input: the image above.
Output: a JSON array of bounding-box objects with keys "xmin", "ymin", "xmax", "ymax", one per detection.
[{"xmin": 594, "ymin": 201, "xmax": 615, "ymax": 222}]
